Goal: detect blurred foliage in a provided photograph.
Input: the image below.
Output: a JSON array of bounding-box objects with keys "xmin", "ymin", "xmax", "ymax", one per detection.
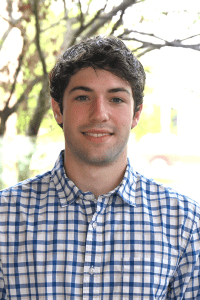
[
  {"xmin": 133, "ymin": 104, "xmax": 161, "ymax": 141},
  {"xmin": 170, "ymin": 108, "xmax": 178, "ymax": 135},
  {"xmin": 16, "ymin": 82, "xmax": 42, "ymax": 134}
]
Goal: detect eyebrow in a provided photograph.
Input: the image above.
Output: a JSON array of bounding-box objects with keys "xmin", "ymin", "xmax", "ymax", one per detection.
[
  {"xmin": 69, "ymin": 86, "xmax": 92, "ymax": 94},
  {"xmin": 107, "ymin": 88, "xmax": 131, "ymax": 96},
  {"xmin": 69, "ymin": 86, "xmax": 131, "ymax": 96}
]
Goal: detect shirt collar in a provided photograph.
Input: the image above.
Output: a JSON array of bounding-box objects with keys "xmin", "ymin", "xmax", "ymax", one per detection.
[
  {"xmin": 51, "ymin": 151, "xmax": 81, "ymax": 207},
  {"xmin": 115, "ymin": 158, "xmax": 137, "ymax": 206},
  {"xmin": 51, "ymin": 151, "xmax": 137, "ymax": 207}
]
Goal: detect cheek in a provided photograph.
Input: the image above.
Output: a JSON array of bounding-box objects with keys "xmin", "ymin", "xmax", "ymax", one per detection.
[
  {"xmin": 115, "ymin": 109, "xmax": 133, "ymax": 129},
  {"xmin": 64, "ymin": 105, "xmax": 87, "ymax": 126},
  {"xmin": 75, "ymin": 106, "xmax": 87, "ymax": 120}
]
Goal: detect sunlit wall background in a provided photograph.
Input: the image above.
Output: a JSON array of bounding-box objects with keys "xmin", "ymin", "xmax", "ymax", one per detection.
[{"xmin": 0, "ymin": 0, "xmax": 200, "ymax": 202}]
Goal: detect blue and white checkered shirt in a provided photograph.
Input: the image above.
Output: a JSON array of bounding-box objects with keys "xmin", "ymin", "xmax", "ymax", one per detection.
[{"xmin": 0, "ymin": 150, "xmax": 200, "ymax": 299}]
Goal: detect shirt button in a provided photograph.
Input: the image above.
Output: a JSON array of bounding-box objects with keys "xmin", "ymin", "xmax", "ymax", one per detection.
[
  {"xmin": 89, "ymin": 266, "xmax": 95, "ymax": 275},
  {"xmin": 92, "ymin": 222, "xmax": 97, "ymax": 229}
]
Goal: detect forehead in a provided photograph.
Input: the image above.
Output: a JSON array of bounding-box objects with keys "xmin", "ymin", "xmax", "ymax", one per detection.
[{"xmin": 66, "ymin": 67, "xmax": 132, "ymax": 91}]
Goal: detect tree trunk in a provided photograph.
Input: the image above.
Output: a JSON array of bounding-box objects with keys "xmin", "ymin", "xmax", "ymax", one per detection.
[
  {"xmin": 26, "ymin": 77, "xmax": 50, "ymax": 137},
  {"xmin": 0, "ymin": 106, "xmax": 11, "ymax": 137},
  {"xmin": 16, "ymin": 77, "xmax": 50, "ymax": 182},
  {"xmin": 17, "ymin": 136, "xmax": 37, "ymax": 183},
  {"xmin": 0, "ymin": 138, "xmax": 4, "ymax": 189}
]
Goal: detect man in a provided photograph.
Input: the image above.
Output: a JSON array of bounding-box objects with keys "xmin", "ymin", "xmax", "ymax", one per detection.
[{"xmin": 0, "ymin": 36, "xmax": 199, "ymax": 299}]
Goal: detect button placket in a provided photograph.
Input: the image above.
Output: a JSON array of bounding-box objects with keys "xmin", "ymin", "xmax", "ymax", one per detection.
[
  {"xmin": 92, "ymin": 222, "xmax": 98, "ymax": 229},
  {"xmin": 88, "ymin": 265, "xmax": 95, "ymax": 275},
  {"xmin": 83, "ymin": 216, "xmax": 104, "ymax": 298},
  {"xmin": 83, "ymin": 196, "xmax": 110, "ymax": 299}
]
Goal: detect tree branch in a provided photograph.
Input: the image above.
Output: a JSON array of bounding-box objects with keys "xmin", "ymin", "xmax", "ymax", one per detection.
[
  {"xmin": 78, "ymin": 0, "xmax": 84, "ymax": 27},
  {"xmin": 0, "ymin": 76, "xmax": 41, "ymax": 136},
  {"xmin": 119, "ymin": 31, "xmax": 200, "ymax": 56},
  {"xmin": 0, "ymin": 14, "xmax": 23, "ymax": 26},
  {"xmin": 0, "ymin": 14, "xmax": 12, "ymax": 25},
  {"xmin": 26, "ymin": 77, "xmax": 50, "ymax": 136},
  {"xmin": 85, "ymin": 0, "xmax": 94, "ymax": 16},
  {"xmin": 119, "ymin": 29, "xmax": 167, "ymax": 42},
  {"xmin": 6, "ymin": 0, "xmax": 12, "ymax": 20},
  {"xmin": 0, "ymin": 25, "xmax": 12, "ymax": 51},
  {"xmin": 110, "ymin": 9, "xmax": 125, "ymax": 36},
  {"xmin": 0, "ymin": 14, "xmax": 23, "ymax": 51},
  {"xmin": 82, "ymin": 0, "xmax": 137, "ymax": 38},
  {"xmin": 180, "ymin": 33, "xmax": 200, "ymax": 42},
  {"xmin": 41, "ymin": 14, "xmax": 73, "ymax": 33},
  {"xmin": 68, "ymin": 3, "xmax": 108, "ymax": 47},
  {"xmin": 83, "ymin": 3, "xmax": 107, "ymax": 30},
  {"xmin": 62, "ymin": 0, "xmax": 67, "ymax": 15},
  {"xmin": 9, "ymin": 77, "xmax": 42, "ymax": 115},
  {"xmin": 5, "ymin": 35, "xmax": 27, "ymax": 108},
  {"xmin": 32, "ymin": 0, "xmax": 47, "ymax": 76},
  {"xmin": 68, "ymin": 0, "xmax": 136, "ymax": 47},
  {"xmin": 136, "ymin": 46, "xmax": 162, "ymax": 58}
]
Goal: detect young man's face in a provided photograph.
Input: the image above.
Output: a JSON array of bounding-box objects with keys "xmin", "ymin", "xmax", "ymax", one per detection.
[{"xmin": 52, "ymin": 67, "xmax": 142, "ymax": 167}]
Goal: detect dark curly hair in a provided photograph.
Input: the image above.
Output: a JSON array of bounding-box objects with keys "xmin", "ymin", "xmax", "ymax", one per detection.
[{"xmin": 49, "ymin": 36, "xmax": 146, "ymax": 115}]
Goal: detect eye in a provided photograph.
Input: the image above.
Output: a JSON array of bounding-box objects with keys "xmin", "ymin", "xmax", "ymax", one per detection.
[
  {"xmin": 111, "ymin": 97, "xmax": 124, "ymax": 104},
  {"xmin": 75, "ymin": 95, "xmax": 88, "ymax": 101}
]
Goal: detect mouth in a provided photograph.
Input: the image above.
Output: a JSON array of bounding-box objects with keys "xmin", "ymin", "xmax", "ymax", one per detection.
[
  {"xmin": 82, "ymin": 132, "xmax": 113, "ymax": 137},
  {"xmin": 81, "ymin": 130, "xmax": 114, "ymax": 142}
]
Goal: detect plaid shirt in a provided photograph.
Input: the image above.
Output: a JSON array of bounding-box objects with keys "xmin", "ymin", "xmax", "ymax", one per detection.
[{"xmin": 0, "ymin": 151, "xmax": 200, "ymax": 300}]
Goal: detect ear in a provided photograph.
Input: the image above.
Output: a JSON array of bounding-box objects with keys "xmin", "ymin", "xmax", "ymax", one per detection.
[
  {"xmin": 131, "ymin": 104, "xmax": 143, "ymax": 129},
  {"xmin": 51, "ymin": 98, "xmax": 63, "ymax": 125}
]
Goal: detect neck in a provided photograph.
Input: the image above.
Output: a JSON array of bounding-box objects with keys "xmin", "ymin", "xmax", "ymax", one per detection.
[{"xmin": 63, "ymin": 153, "xmax": 127, "ymax": 199}]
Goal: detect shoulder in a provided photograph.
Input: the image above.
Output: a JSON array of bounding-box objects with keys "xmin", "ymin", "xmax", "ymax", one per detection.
[
  {"xmin": 132, "ymin": 170, "xmax": 200, "ymax": 224},
  {"xmin": 0, "ymin": 170, "xmax": 52, "ymax": 204}
]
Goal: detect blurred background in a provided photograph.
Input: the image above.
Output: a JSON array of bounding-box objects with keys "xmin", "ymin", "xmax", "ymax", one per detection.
[{"xmin": 0, "ymin": 0, "xmax": 200, "ymax": 202}]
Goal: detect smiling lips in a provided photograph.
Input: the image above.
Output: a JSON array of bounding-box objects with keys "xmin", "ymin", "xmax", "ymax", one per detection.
[
  {"xmin": 82, "ymin": 130, "xmax": 113, "ymax": 141},
  {"xmin": 84, "ymin": 132, "xmax": 111, "ymax": 137}
]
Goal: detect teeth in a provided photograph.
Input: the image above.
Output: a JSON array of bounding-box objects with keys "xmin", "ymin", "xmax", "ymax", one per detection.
[{"xmin": 85, "ymin": 133, "xmax": 109, "ymax": 137}]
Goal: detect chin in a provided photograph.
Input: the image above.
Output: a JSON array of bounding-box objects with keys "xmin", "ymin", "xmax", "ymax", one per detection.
[{"xmin": 78, "ymin": 152, "xmax": 124, "ymax": 166}]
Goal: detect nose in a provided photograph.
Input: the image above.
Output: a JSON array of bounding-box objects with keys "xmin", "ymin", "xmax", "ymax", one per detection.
[{"xmin": 89, "ymin": 97, "xmax": 109, "ymax": 123}]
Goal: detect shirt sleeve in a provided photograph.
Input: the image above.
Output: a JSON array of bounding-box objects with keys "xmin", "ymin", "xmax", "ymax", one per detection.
[
  {"xmin": 167, "ymin": 218, "xmax": 200, "ymax": 299},
  {"xmin": 0, "ymin": 259, "xmax": 7, "ymax": 300}
]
